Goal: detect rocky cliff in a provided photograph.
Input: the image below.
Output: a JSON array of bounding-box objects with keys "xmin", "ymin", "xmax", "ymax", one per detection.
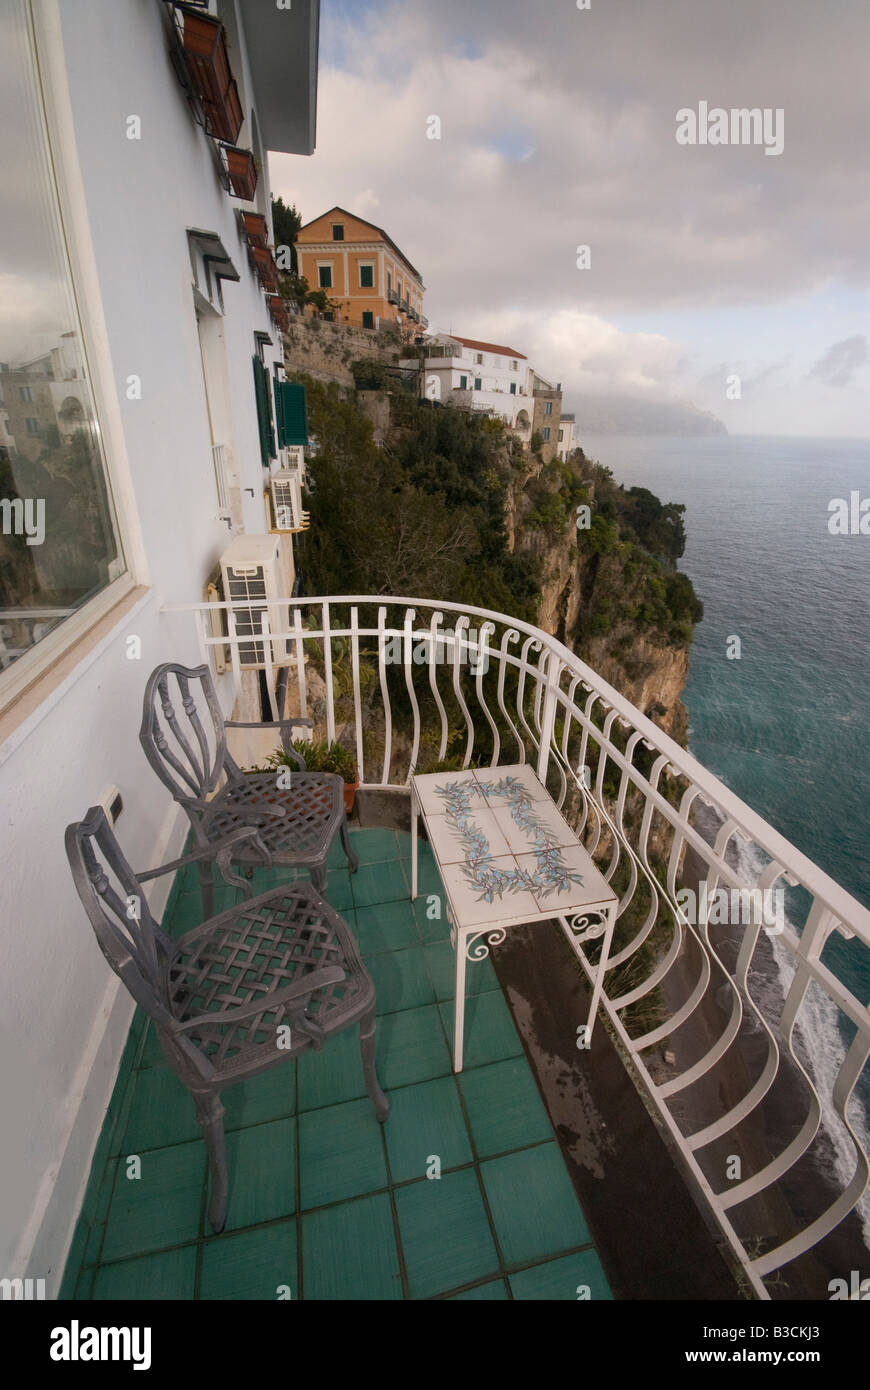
[{"xmin": 508, "ymin": 444, "xmax": 697, "ymax": 746}]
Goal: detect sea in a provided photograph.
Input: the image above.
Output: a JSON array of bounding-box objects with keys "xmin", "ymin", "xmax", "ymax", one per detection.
[{"xmin": 582, "ymin": 433, "xmax": 870, "ymax": 1240}]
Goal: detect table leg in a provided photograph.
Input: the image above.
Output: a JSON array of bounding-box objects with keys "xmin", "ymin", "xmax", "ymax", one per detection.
[
  {"xmin": 410, "ymin": 786, "xmax": 418, "ymax": 900},
  {"xmin": 453, "ymin": 921, "xmax": 466, "ymax": 1073}
]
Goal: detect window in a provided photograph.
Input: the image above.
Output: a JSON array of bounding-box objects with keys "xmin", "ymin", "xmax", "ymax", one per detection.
[
  {"xmin": 387, "ymin": 271, "xmax": 392, "ymax": 296},
  {"xmin": 475, "ymin": 353, "xmax": 483, "ymax": 365},
  {"xmin": 558, "ymin": 429, "xmax": 564, "ymax": 441},
  {"xmin": 544, "ymin": 401, "xmax": 552, "ymax": 415},
  {"xmin": 0, "ymin": 0, "xmax": 126, "ymax": 701},
  {"xmin": 474, "ymin": 378, "xmax": 482, "ymax": 391},
  {"xmin": 542, "ymin": 427, "xmax": 551, "ymax": 441},
  {"xmin": 318, "ymin": 265, "xmax": 332, "ymax": 289},
  {"xmin": 359, "ymin": 264, "xmax": 374, "ymax": 289},
  {"xmin": 509, "ymin": 383, "xmax": 516, "ymax": 395},
  {"xmin": 332, "ymin": 224, "xmax": 344, "ymax": 241},
  {"xmin": 362, "ymin": 311, "xmax": 374, "ymax": 329},
  {"xmin": 459, "ymin": 375, "xmax": 468, "ymax": 389},
  {"xmin": 511, "ymin": 360, "xmax": 518, "ymax": 371},
  {"xmin": 252, "ymin": 355, "xmax": 276, "ymax": 464}
]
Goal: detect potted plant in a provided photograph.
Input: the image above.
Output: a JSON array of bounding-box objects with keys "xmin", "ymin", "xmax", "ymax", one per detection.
[{"xmin": 266, "ymin": 739, "xmax": 359, "ymax": 814}]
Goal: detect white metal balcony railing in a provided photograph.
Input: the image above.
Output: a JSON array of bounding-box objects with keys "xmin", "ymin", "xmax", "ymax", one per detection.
[{"xmin": 164, "ymin": 593, "xmax": 870, "ymax": 1298}]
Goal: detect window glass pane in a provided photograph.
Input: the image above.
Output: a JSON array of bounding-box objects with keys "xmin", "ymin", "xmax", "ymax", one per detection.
[{"xmin": 0, "ymin": 1, "xmax": 125, "ymax": 676}]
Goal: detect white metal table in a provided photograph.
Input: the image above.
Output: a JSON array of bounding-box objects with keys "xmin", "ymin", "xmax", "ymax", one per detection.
[{"xmin": 410, "ymin": 764, "xmax": 618, "ymax": 1072}]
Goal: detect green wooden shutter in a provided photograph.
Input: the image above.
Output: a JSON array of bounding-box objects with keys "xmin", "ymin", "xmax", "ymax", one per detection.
[
  {"xmin": 273, "ymin": 364, "xmax": 285, "ymax": 446},
  {"xmin": 276, "ymin": 382, "xmax": 308, "ymax": 447},
  {"xmin": 252, "ymin": 356, "xmax": 276, "ymax": 463}
]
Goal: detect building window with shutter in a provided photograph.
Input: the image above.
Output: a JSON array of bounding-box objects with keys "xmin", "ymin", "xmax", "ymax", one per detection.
[
  {"xmin": 252, "ymin": 355, "xmax": 276, "ymax": 464},
  {"xmin": 544, "ymin": 401, "xmax": 552, "ymax": 415},
  {"xmin": 359, "ymin": 264, "xmax": 374, "ymax": 288},
  {"xmin": 510, "ymin": 383, "xmax": 516, "ymax": 395},
  {"xmin": 362, "ymin": 311, "xmax": 374, "ymax": 329},
  {"xmin": 542, "ymin": 426, "xmax": 551, "ymax": 441},
  {"xmin": 332, "ymin": 224, "xmax": 344, "ymax": 240},
  {"xmin": 318, "ymin": 264, "xmax": 332, "ymax": 289},
  {"xmin": 474, "ymin": 378, "xmax": 482, "ymax": 391},
  {"xmin": 459, "ymin": 375, "xmax": 468, "ymax": 389}
]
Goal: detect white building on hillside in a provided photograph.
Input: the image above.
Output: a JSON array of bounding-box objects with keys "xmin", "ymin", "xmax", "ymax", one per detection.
[
  {"xmin": 0, "ymin": 0, "xmax": 319, "ymax": 1293},
  {"xmin": 401, "ymin": 334, "xmax": 536, "ymax": 436},
  {"xmin": 557, "ymin": 412, "xmax": 576, "ymax": 460}
]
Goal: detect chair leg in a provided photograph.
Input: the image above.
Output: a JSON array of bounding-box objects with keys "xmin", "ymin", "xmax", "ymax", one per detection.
[
  {"xmin": 198, "ymin": 859, "xmax": 215, "ymax": 920},
  {"xmin": 340, "ymin": 815, "xmax": 359, "ymax": 875},
  {"xmin": 359, "ymin": 1010, "xmax": 389, "ymax": 1122},
  {"xmin": 311, "ymin": 864, "xmax": 327, "ymax": 894},
  {"xmin": 193, "ymin": 1091, "xmax": 228, "ymax": 1233}
]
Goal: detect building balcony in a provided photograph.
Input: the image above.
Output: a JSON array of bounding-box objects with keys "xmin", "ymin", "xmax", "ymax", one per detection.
[{"xmin": 60, "ymin": 595, "xmax": 870, "ymax": 1301}]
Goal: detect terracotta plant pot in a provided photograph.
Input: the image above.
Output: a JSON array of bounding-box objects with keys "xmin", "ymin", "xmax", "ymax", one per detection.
[
  {"xmin": 225, "ymin": 146, "xmax": 258, "ymax": 200},
  {"xmin": 344, "ymin": 779, "xmax": 359, "ymax": 815}
]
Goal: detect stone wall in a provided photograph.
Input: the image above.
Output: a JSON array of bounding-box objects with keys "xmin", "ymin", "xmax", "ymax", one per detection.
[{"xmin": 280, "ymin": 316, "xmax": 404, "ymax": 388}]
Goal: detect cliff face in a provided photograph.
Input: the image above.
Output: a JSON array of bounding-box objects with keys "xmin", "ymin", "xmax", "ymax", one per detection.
[{"xmin": 509, "ymin": 452, "xmax": 693, "ymax": 746}]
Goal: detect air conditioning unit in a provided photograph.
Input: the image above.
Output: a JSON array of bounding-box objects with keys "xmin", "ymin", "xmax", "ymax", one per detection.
[
  {"xmin": 219, "ymin": 534, "xmax": 287, "ymax": 669},
  {"xmin": 269, "ymin": 471, "xmax": 309, "ymax": 532}
]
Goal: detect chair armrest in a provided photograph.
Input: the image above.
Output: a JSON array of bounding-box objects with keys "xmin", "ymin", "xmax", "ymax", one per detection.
[
  {"xmin": 226, "ymin": 718, "xmax": 313, "ymax": 730},
  {"xmin": 171, "ymin": 964, "xmax": 346, "ymax": 1032},
  {"xmin": 137, "ymin": 827, "xmax": 261, "ymax": 884},
  {"xmin": 226, "ymin": 718, "xmax": 313, "ymax": 768}
]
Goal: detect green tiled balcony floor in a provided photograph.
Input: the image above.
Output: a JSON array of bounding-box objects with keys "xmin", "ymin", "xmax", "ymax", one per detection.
[{"xmin": 60, "ymin": 829, "xmax": 612, "ymax": 1301}]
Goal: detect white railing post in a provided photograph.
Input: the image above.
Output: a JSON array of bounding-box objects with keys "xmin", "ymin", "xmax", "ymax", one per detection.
[{"xmin": 536, "ymin": 648, "xmax": 559, "ymax": 786}]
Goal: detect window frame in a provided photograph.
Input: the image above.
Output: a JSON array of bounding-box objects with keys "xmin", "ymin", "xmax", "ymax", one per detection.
[
  {"xmin": 0, "ymin": 0, "xmax": 143, "ymax": 719},
  {"xmin": 331, "ymin": 223, "xmax": 344, "ymax": 241},
  {"xmin": 358, "ymin": 262, "xmax": 375, "ymax": 289},
  {"xmin": 317, "ymin": 263, "xmax": 333, "ymax": 289}
]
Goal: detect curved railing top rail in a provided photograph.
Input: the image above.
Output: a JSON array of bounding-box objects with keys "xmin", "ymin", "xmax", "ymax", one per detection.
[{"xmin": 164, "ymin": 592, "xmax": 870, "ymax": 945}]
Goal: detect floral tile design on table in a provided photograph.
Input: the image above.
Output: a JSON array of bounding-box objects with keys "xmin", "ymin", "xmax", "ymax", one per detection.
[{"xmin": 434, "ymin": 776, "xmax": 584, "ymax": 904}]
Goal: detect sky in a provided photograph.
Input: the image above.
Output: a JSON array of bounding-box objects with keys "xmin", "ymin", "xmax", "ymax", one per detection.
[{"xmin": 271, "ymin": 0, "xmax": 870, "ymax": 436}]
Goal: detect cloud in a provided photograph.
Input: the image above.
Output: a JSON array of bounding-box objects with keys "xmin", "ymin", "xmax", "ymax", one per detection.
[
  {"xmin": 808, "ymin": 336, "xmax": 869, "ymax": 388},
  {"xmin": 271, "ymin": 0, "xmax": 870, "ymax": 432}
]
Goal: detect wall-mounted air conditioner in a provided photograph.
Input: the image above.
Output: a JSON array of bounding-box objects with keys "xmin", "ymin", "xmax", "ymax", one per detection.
[
  {"xmin": 269, "ymin": 472, "xmax": 310, "ymax": 532},
  {"xmin": 219, "ymin": 534, "xmax": 288, "ymax": 669}
]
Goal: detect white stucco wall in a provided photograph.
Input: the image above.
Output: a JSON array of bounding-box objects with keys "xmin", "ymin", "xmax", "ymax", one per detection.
[{"xmin": 0, "ymin": 0, "xmax": 290, "ymax": 1290}]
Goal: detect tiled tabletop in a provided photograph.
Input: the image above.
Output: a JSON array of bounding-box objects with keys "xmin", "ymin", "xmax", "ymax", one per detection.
[{"xmin": 413, "ymin": 765, "xmax": 617, "ymax": 929}]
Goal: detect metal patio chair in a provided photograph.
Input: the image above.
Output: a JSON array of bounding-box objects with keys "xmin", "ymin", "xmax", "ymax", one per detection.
[
  {"xmin": 65, "ymin": 806, "xmax": 389, "ymax": 1233},
  {"xmin": 140, "ymin": 662, "xmax": 358, "ymax": 915}
]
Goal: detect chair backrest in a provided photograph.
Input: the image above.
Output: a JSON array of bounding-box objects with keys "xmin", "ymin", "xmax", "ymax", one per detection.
[
  {"xmin": 65, "ymin": 806, "xmax": 173, "ymax": 1027},
  {"xmin": 140, "ymin": 663, "xmax": 236, "ymax": 817}
]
